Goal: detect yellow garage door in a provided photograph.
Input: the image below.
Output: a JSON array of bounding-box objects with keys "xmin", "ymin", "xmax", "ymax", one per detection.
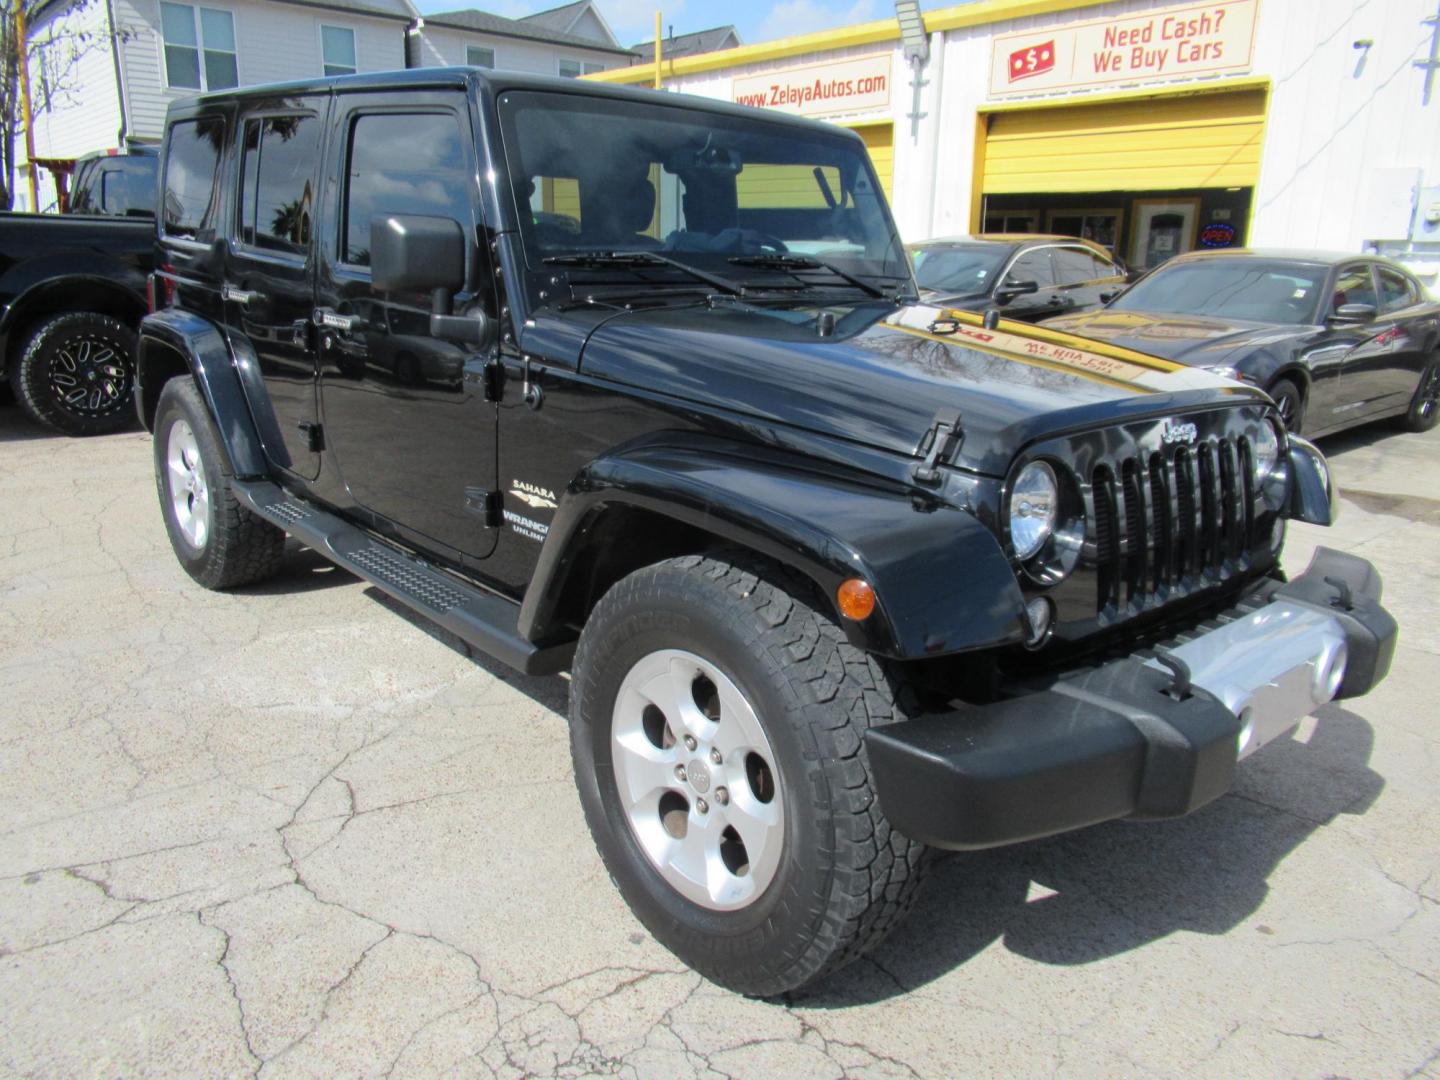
[
  {"xmin": 982, "ymin": 89, "xmax": 1266, "ymax": 194},
  {"xmin": 855, "ymin": 122, "xmax": 894, "ymax": 201}
]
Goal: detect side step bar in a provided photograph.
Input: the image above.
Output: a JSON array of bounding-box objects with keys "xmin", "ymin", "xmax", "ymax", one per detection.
[{"xmin": 233, "ymin": 480, "xmax": 574, "ymax": 676}]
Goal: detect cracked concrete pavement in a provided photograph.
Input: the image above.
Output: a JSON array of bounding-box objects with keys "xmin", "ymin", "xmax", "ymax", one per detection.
[{"xmin": 1, "ymin": 401, "xmax": 1437, "ymax": 1079}]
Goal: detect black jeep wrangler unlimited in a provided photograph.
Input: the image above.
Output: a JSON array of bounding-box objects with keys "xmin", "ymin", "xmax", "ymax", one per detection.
[{"xmin": 136, "ymin": 69, "xmax": 1397, "ymax": 996}]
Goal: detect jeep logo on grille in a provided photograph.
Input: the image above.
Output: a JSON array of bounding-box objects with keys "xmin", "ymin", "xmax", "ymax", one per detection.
[{"xmin": 1161, "ymin": 420, "xmax": 1198, "ymax": 445}]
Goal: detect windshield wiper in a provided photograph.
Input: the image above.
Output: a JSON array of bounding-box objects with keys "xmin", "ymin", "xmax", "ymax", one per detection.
[
  {"xmin": 727, "ymin": 254, "xmax": 888, "ymax": 299},
  {"xmin": 543, "ymin": 251, "xmax": 746, "ymax": 297}
]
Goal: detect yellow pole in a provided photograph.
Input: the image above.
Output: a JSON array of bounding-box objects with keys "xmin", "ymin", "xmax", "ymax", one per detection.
[
  {"xmin": 15, "ymin": 0, "xmax": 39, "ymax": 210},
  {"xmin": 653, "ymin": 10, "xmax": 661, "ymax": 90}
]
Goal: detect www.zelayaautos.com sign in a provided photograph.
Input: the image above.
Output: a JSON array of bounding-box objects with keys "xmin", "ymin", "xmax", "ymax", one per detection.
[{"xmin": 732, "ymin": 54, "xmax": 893, "ymax": 118}]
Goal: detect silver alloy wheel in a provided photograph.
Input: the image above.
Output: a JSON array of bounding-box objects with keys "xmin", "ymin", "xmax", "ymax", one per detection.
[
  {"xmin": 611, "ymin": 649, "xmax": 785, "ymax": 911},
  {"xmin": 166, "ymin": 419, "xmax": 211, "ymax": 549}
]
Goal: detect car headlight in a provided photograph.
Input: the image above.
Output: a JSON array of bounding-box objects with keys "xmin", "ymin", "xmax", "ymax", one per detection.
[
  {"xmin": 1009, "ymin": 461, "xmax": 1058, "ymax": 561},
  {"xmin": 1251, "ymin": 420, "xmax": 1281, "ymax": 478}
]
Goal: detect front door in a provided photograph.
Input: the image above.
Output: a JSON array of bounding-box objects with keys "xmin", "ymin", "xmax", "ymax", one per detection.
[
  {"xmin": 998, "ymin": 247, "xmax": 1065, "ymax": 322},
  {"xmin": 224, "ymin": 100, "xmax": 327, "ymax": 480},
  {"xmin": 315, "ymin": 94, "xmax": 500, "ymax": 561}
]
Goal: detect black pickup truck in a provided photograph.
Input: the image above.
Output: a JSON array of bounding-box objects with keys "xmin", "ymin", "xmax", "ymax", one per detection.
[
  {"xmin": 0, "ymin": 212, "xmax": 151, "ymax": 434},
  {"xmin": 136, "ymin": 69, "xmax": 1397, "ymax": 997}
]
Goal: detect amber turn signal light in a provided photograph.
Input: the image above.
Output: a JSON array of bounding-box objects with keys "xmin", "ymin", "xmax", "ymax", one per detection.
[{"xmin": 836, "ymin": 578, "xmax": 876, "ymax": 621}]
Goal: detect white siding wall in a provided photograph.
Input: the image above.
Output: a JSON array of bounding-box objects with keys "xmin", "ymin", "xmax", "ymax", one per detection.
[
  {"xmin": 1249, "ymin": 0, "xmax": 1440, "ymax": 253},
  {"xmin": 113, "ymin": 0, "xmax": 408, "ymax": 140},
  {"xmin": 414, "ymin": 25, "xmax": 621, "ymax": 76},
  {"xmin": 21, "ymin": 0, "xmax": 124, "ymax": 204}
]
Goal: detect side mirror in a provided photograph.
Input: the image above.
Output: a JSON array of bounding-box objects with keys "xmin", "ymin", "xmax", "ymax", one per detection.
[
  {"xmin": 1329, "ymin": 302, "xmax": 1377, "ymax": 324},
  {"xmin": 371, "ymin": 214, "xmax": 492, "ymax": 347},
  {"xmin": 995, "ymin": 278, "xmax": 1040, "ymax": 303}
]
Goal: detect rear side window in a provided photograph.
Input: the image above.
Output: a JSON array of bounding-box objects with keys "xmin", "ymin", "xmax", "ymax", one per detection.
[
  {"xmin": 1377, "ymin": 267, "xmax": 1418, "ymax": 314},
  {"xmin": 163, "ymin": 117, "xmax": 225, "ymax": 240},
  {"xmin": 101, "ymin": 158, "xmax": 158, "ymax": 217},
  {"xmin": 1053, "ymin": 246, "xmax": 1103, "ymax": 285},
  {"xmin": 238, "ymin": 115, "xmax": 320, "ymax": 254},
  {"xmin": 342, "ymin": 112, "xmax": 471, "ymax": 267}
]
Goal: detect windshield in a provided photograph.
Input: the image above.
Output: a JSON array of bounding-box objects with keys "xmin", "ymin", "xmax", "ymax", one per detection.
[
  {"xmin": 496, "ymin": 90, "xmax": 909, "ymax": 291},
  {"xmin": 909, "ymin": 243, "xmax": 1007, "ymax": 295},
  {"xmin": 1112, "ymin": 260, "xmax": 1326, "ymax": 325}
]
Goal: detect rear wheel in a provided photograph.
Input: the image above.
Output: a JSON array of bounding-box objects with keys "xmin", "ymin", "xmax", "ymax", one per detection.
[
  {"xmin": 1267, "ymin": 376, "xmax": 1306, "ymax": 435},
  {"xmin": 569, "ymin": 553, "xmax": 932, "ymax": 997},
  {"xmin": 153, "ymin": 378, "xmax": 285, "ymax": 589},
  {"xmin": 1397, "ymin": 358, "xmax": 1440, "ymax": 433},
  {"xmin": 11, "ymin": 312, "xmax": 137, "ymax": 435}
]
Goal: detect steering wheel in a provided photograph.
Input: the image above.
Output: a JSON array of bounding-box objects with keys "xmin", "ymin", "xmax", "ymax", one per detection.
[{"xmin": 749, "ymin": 232, "xmax": 789, "ymax": 254}]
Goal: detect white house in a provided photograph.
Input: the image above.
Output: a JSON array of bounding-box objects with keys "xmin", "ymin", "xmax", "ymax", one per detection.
[
  {"xmin": 17, "ymin": 0, "xmax": 635, "ymax": 209},
  {"xmin": 407, "ymin": 1, "xmax": 632, "ymax": 79}
]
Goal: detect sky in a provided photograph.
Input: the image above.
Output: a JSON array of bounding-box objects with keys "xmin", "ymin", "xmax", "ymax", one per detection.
[{"xmin": 413, "ymin": 0, "xmax": 960, "ymax": 51}]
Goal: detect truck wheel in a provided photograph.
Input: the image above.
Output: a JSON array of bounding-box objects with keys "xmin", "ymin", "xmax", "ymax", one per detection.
[
  {"xmin": 1267, "ymin": 376, "xmax": 1305, "ymax": 435},
  {"xmin": 11, "ymin": 312, "xmax": 137, "ymax": 436},
  {"xmin": 1398, "ymin": 359, "xmax": 1440, "ymax": 433},
  {"xmin": 570, "ymin": 553, "xmax": 931, "ymax": 997},
  {"xmin": 153, "ymin": 378, "xmax": 285, "ymax": 589}
]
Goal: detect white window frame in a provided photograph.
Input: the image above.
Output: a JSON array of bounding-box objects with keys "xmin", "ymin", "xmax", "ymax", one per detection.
[
  {"xmin": 159, "ymin": 2, "xmax": 237, "ymax": 92},
  {"xmin": 319, "ymin": 23, "xmax": 357, "ymax": 77},
  {"xmin": 557, "ymin": 58, "xmax": 606, "ymax": 77},
  {"xmin": 466, "ymin": 45, "xmax": 495, "ymax": 69}
]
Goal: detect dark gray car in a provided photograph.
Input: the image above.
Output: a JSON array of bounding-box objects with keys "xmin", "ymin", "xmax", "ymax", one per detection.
[
  {"xmin": 1044, "ymin": 249, "xmax": 1440, "ymax": 437},
  {"xmin": 907, "ymin": 234, "xmax": 1127, "ymax": 322}
]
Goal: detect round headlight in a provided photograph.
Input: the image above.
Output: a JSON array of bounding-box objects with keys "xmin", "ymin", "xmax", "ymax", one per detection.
[
  {"xmin": 1010, "ymin": 461, "xmax": 1058, "ymax": 561},
  {"xmin": 1251, "ymin": 420, "xmax": 1282, "ymax": 479}
]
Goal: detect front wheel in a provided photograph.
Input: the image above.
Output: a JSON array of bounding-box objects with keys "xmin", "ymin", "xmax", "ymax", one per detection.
[
  {"xmin": 569, "ymin": 554, "xmax": 931, "ymax": 997},
  {"xmin": 11, "ymin": 312, "xmax": 137, "ymax": 435},
  {"xmin": 1267, "ymin": 376, "xmax": 1306, "ymax": 435}
]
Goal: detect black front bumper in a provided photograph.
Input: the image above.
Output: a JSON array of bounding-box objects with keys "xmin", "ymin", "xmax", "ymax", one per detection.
[{"xmin": 867, "ymin": 547, "xmax": 1397, "ymax": 851}]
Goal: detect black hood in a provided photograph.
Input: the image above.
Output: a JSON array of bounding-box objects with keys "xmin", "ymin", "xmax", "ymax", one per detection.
[
  {"xmin": 575, "ymin": 302, "xmax": 1261, "ymax": 476},
  {"xmin": 1042, "ymin": 309, "xmax": 1314, "ymax": 369}
]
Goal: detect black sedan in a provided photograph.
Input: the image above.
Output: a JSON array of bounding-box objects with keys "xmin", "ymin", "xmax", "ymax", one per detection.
[
  {"xmin": 1044, "ymin": 249, "xmax": 1440, "ymax": 436},
  {"xmin": 907, "ymin": 234, "xmax": 1127, "ymax": 323}
]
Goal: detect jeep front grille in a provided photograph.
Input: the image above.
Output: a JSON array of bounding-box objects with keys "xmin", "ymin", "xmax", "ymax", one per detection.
[{"xmin": 1090, "ymin": 433, "xmax": 1259, "ymax": 613}]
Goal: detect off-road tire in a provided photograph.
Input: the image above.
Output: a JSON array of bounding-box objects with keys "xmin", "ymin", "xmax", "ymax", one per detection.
[
  {"xmin": 570, "ymin": 552, "xmax": 932, "ymax": 997},
  {"xmin": 12, "ymin": 312, "xmax": 138, "ymax": 436},
  {"xmin": 153, "ymin": 377, "xmax": 285, "ymax": 589},
  {"xmin": 1268, "ymin": 376, "xmax": 1306, "ymax": 435},
  {"xmin": 1397, "ymin": 358, "xmax": 1440, "ymax": 433}
]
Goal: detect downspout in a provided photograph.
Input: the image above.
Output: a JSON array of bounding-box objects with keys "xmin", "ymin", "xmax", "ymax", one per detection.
[
  {"xmin": 104, "ymin": 0, "xmax": 129, "ymax": 148},
  {"xmin": 922, "ymin": 28, "xmax": 944, "ymax": 239}
]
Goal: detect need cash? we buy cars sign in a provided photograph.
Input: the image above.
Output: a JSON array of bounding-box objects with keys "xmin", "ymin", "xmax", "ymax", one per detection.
[
  {"xmin": 733, "ymin": 54, "xmax": 893, "ymax": 118},
  {"xmin": 988, "ymin": 0, "xmax": 1259, "ymax": 98}
]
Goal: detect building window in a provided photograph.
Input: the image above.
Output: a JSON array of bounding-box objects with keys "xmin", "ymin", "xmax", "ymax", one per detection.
[
  {"xmin": 321, "ymin": 25, "xmax": 356, "ymax": 76},
  {"xmin": 557, "ymin": 58, "xmax": 606, "ymax": 78},
  {"xmin": 160, "ymin": 2, "xmax": 237, "ymax": 91},
  {"xmin": 466, "ymin": 46, "xmax": 494, "ymax": 68}
]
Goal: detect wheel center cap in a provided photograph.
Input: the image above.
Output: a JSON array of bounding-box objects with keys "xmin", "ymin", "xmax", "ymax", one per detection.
[{"xmin": 686, "ymin": 759, "xmax": 711, "ymax": 793}]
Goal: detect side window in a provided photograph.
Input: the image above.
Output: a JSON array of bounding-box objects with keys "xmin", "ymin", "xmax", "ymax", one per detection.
[
  {"xmin": 1377, "ymin": 267, "xmax": 1418, "ymax": 314},
  {"xmin": 1331, "ymin": 265, "xmax": 1378, "ymax": 313},
  {"xmin": 343, "ymin": 112, "xmax": 471, "ymax": 267},
  {"xmin": 238, "ymin": 115, "xmax": 319, "ymax": 254},
  {"xmin": 1053, "ymin": 246, "xmax": 1100, "ymax": 285},
  {"xmin": 163, "ymin": 116, "xmax": 225, "ymax": 241},
  {"xmin": 101, "ymin": 158, "xmax": 158, "ymax": 217},
  {"xmin": 1094, "ymin": 252, "xmax": 1123, "ymax": 279},
  {"xmin": 1009, "ymin": 248, "xmax": 1055, "ymax": 287}
]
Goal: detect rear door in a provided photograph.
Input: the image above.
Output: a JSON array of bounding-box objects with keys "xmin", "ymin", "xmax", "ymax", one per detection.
[
  {"xmin": 1051, "ymin": 244, "xmax": 1125, "ymax": 315},
  {"xmin": 315, "ymin": 92, "xmax": 500, "ymax": 561},
  {"xmin": 1371, "ymin": 264, "xmax": 1434, "ymax": 407},
  {"xmin": 223, "ymin": 99, "xmax": 327, "ymax": 479}
]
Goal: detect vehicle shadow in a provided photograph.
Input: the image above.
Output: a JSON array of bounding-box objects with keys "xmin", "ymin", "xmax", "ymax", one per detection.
[
  {"xmin": 0, "ymin": 402, "xmax": 60, "ymax": 442},
  {"xmin": 350, "ymin": 586, "xmax": 1385, "ymax": 1006},
  {"xmin": 799, "ymin": 702, "xmax": 1383, "ymax": 1006},
  {"xmin": 240, "ymin": 543, "xmax": 363, "ymax": 595}
]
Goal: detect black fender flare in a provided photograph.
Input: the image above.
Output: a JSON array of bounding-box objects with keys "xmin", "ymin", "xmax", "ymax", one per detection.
[
  {"xmin": 136, "ymin": 309, "xmax": 267, "ymax": 478},
  {"xmin": 519, "ymin": 435, "xmax": 1028, "ymax": 661}
]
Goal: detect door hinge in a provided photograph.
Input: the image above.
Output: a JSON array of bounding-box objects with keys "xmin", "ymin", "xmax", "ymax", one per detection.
[
  {"xmin": 912, "ymin": 413, "xmax": 964, "ymax": 488},
  {"xmin": 465, "ymin": 487, "xmax": 503, "ymax": 528},
  {"xmin": 298, "ymin": 421, "xmax": 324, "ymax": 453}
]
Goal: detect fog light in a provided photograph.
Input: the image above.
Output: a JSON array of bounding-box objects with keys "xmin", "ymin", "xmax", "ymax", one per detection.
[{"xmin": 1024, "ymin": 597, "xmax": 1053, "ymax": 647}]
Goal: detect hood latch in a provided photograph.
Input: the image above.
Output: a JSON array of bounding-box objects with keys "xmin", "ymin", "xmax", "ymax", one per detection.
[{"xmin": 912, "ymin": 413, "xmax": 964, "ymax": 487}]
